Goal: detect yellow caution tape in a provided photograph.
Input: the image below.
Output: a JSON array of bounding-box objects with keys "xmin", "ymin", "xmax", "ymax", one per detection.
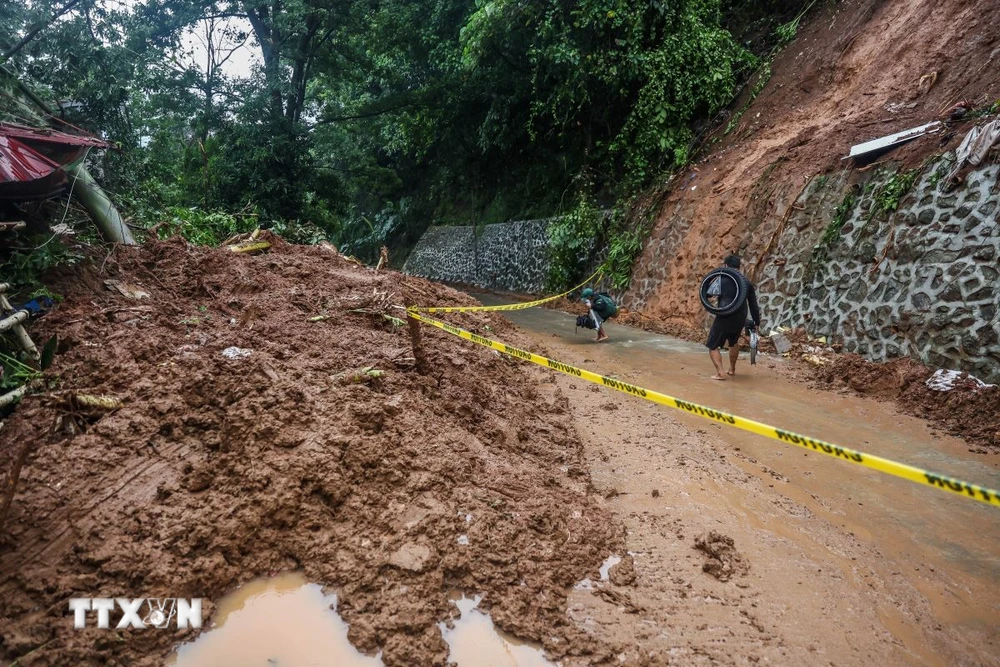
[
  {"xmin": 406, "ymin": 310, "xmax": 1000, "ymax": 508},
  {"xmin": 409, "ymin": 269, "xmax": 603, "ymax": 313}
]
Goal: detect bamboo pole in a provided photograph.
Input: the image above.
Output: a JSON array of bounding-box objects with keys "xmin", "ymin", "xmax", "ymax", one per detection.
[
  {"xmin": 64, "ymin": 162, "xmax": 135, "ymax": 245},
  {"xmin": 0, "ymin": 293, "xmax": 40, "ymax": 362}
]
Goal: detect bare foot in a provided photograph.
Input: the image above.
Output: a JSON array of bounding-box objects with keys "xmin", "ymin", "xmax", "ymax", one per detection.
[
  {"xmin": 710, "ymin": 374, "xmax": 726, "ymax": 381},
  {"xmin": 727, "ymin": 369, "xmax": 736, "ymax": 376}
]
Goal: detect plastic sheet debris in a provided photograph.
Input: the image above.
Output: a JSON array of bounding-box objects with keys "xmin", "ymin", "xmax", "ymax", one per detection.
[{"xmin": 925, "ymin": 369, "xmax": 995, "ymax": 392}]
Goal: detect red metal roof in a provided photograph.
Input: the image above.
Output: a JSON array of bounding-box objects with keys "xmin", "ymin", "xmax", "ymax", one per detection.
[
  {"xmin": 0, "ymin": 135, "xmax": 62, "ymax": 182},
  {"xmin": 0, "ymin": 122, "xmax": 108, "ymax": 149},
  {"xmin": 0, "ymin": 122, "xmax": 107, "ymax": 188}
]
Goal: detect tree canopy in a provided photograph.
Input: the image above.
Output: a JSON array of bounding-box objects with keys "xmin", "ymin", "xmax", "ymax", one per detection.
[{"xmin": 1, "ymin": 0, "xmax": 805, "ymax": 261}]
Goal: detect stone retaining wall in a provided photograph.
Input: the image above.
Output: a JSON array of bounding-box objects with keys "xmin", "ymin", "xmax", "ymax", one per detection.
[
  {"xmin": 756, "ymin": 157, "xmax": 999, "ymax": 382},
  {"xmin": 403, "ymin": 219, "xmax": 552, "ymax": 293}
]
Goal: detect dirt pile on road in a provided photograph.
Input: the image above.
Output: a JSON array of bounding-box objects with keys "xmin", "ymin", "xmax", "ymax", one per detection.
[
  {"xmin": 815, "ymin": 354, "xmax": 1000, "ymax": 449},
  {"xmin": 0, "ymin": 236, "xmax": 620, "ymax": 666},
  {"xmin": 693, "ymin": 531, "xmax": 748, "ymax": 582}
]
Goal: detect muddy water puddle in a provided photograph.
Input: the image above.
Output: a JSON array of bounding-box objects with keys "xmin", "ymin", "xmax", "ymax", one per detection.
[
  {"xmin": 440, "ymin": 595, "xmax": 554, "ymax": 666},
  {"xmin": 170, "ymin": 572, "xmax": 381, "ymax": 666},
  {"xmin": 172, "ymin": 573, "xmax": 552, "ymax": 667}
]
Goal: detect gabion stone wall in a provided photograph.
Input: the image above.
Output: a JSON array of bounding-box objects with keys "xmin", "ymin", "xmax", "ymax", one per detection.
[
  {"xmin": 403, "ymin": 219, "xmax": 552, "ymax": 293},
  {"xmin": 757, "ymin": 158, "xmax": 999, "ymax": 382}
]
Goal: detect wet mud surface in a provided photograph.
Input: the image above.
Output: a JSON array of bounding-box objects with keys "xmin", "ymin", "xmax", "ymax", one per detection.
[
  {"xmin": 0, "ymin": 239, "xmax": 621, "ymax": 666},
  {"xmin": 3, "ymin": 251, "xmax": 999, "ymax": 666},
  {"xmin": 483, "ymin": 300, "xmax": 1000, "ymax": 666}
]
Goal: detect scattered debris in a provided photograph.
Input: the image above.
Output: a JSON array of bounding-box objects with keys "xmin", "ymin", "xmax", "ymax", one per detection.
[
  {"xmin": 47, "ymin": 392, "xmax": 124, "ymax": 436},
  {"xmin": 103, "ymin": 279, "xmax": 150, "ymax": 300},
  {"xmin": 917, "ymin": 71, "xmax": 938, "ymax": 96},
  {"xmin": 0, "ymin": 385, "xmax": 27, "ymax": 409},
  {"xmin": 0, "ymin": 221, "xmax": 26, "ymax": 233},
  {"xmin": 815, "ymin": 355, "xmax": 1000, "ymax": 449},
  {"xmin": 802, "ymin": 353, "xmax": 827, "ymax": 367},
  {"xmin": 333, "ymin": 366, "xmax": 385, "ymax": 385},
  {"xmin": 222, "ymin": 346, "xmax": 253, "ymax": 360},
  {"xmin": 0, "ymin": 283, "xmax": 40, "ymax": 363},
  {"xmin": 66, "ymin": 393, "xmax": 123, "ymax": 411},
  {"xmin": 308, "ymin": 314, "xmax": 331, "ymax": 322},
  {"xmin": 770, "ymin": 331, "xmax": 793, "ymax": 354},
  {"xmin": 375, "ymin": 245, "xmax": 389, "ymax": 272},
  {"xmin": 939, "ymin": 98, "xmax": 976, "ymax": 121},
  {"xmin": 844, "ymin": 121, "xmax": 942, "ymax": 163},
  {"xmin": 228, "ymin": 240, "xmax": 271, "ymax": 254},
  {"xmin": 925, "ymin": 369, "xmax": 995, "ymax": 392},
  {"xmin": 946, "ymin": 118, "xmax": 1000, "ymax": 182}
]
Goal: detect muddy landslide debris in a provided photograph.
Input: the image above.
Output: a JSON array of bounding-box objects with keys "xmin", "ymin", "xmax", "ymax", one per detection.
[{"xmin": 0, "ymin": 236, "xmax": 621, "ymax": 666}]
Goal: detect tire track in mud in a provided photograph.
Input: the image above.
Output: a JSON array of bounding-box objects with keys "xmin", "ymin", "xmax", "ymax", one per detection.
[{"xmin": 4, "ymin": 439, "xmax": 193, "ymax": 572}]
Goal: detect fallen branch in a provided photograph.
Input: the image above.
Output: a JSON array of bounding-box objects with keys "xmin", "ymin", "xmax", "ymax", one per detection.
[
  {"xmin": 228, "ymin": 241, "xmax": 271, "ymax": 254},
  {"xmin": 70, "ymin": 393, "xmax": 124, "ymax": 411},
  {"xmin": 0, "ymin": 385, "xmax": 27, "ymax": 409},
  {"xmin": 333, "ymin": 367, "xmax": 385, "ymax": 385}
]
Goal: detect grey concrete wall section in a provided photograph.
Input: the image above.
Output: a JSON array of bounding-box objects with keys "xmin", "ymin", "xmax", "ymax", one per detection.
[
  {"xmin": 403, "ymin": 219, "xmax": 553, "ymax": 293},
  {"xmin": 403, "ymin": 225, "xmax": 479, "ymax": 285},
  {"xmin": 756, "ymin": 157, "xmax": 1000, "ymax": 382}
]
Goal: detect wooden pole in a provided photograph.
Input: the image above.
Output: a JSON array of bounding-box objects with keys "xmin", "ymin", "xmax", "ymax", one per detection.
[
  {"xmin": 0, "ymin": 292, "xmax": 40, "ymax": 362},
  {"xmin": 407, "ymin": 314, "xmax": 428, "ymax": 374}
]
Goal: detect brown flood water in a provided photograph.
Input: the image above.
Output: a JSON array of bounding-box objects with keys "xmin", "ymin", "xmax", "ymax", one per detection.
[
  {"xmin": 473, "ymin": 292, "xmax": 1000, "ymax": 652},
  {"xmin": 170, "ymin": 572, "xmax": 382, "ymax": 667},
  {"xmin": 171, "ymin": 573, "xmax": 552, "ymax": 666}
]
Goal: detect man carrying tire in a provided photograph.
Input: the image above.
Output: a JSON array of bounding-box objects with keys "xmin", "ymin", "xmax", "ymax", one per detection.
[{"xmin": 704, "ymin": 255, "xmax": 760, "ymax": 380}]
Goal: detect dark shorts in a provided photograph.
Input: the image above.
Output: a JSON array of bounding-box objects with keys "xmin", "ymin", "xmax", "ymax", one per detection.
[{"xmin": 706, "ymin": 318, "xmax": 743, "ymax": 350}]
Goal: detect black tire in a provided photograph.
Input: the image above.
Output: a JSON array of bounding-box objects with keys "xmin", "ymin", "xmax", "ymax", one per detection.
[{"xmin": 699, "ymin": 268, "xmax": 749, "ymax": 317}]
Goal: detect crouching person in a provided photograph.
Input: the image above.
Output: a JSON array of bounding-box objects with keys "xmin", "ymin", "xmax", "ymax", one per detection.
[{"xmin": 579, "ymin": 288, "xmax": 617, "ymax": 342}]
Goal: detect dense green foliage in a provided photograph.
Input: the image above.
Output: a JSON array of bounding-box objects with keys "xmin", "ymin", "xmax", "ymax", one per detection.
[{"xmin": 1, "ymin": 0, "xmax": 811, "ymax": 273}]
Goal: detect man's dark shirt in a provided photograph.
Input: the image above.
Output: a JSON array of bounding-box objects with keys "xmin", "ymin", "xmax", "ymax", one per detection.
[{"xmin": 716, "ymin": 272, "xmax": 760, "ymax": 330}]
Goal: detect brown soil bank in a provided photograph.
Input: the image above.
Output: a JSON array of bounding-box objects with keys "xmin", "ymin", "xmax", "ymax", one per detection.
[
  {"xmin": 626, "ymin": 0, "xmax": 1000, "ymax": 326},
  {"xmin": 0, "ymin": 238, "xmax": 620, "ymax": 666},
  {"xmin": 815, "ymin": 354, "xmax": 1000, "ymax": 449}
]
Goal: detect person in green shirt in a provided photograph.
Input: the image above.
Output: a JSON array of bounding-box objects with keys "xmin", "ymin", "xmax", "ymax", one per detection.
[{"xmin": 579, "ymin": 287, "xmax": 618, "ymax": 342}]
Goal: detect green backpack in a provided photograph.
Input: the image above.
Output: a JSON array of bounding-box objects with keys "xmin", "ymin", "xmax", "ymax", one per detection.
[{"xmin": 593, "ymin": 293, "xmax": 618, "ymax": 319}]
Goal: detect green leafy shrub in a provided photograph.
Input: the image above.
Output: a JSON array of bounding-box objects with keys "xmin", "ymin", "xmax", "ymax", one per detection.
[
  {"xmin": 547, "ymin": 193, "xmax": 604, "ymax": 290},
  {"xmin": 1, "ymin": 238, "xmax": 81, "ymax": 296},
  {"xmin": 154, "ymin": 207, "xmax": 256, "ymax": 246},
  {"xmin": 602, "ymin": 227, "xmax": 644, "ymax": 292}
]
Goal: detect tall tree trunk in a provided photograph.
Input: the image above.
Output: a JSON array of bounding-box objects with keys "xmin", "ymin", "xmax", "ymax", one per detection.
[
  {"xmin": 65, "ymin": 163, "xmax": 136, "ymax": 245},
  {"xmin": 287, "ymin": 13, "xmax": 319, "ymax": 124},
  {"xmin": 244, "ymin": 1, "xmax": 284, "ymax": 120}
]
